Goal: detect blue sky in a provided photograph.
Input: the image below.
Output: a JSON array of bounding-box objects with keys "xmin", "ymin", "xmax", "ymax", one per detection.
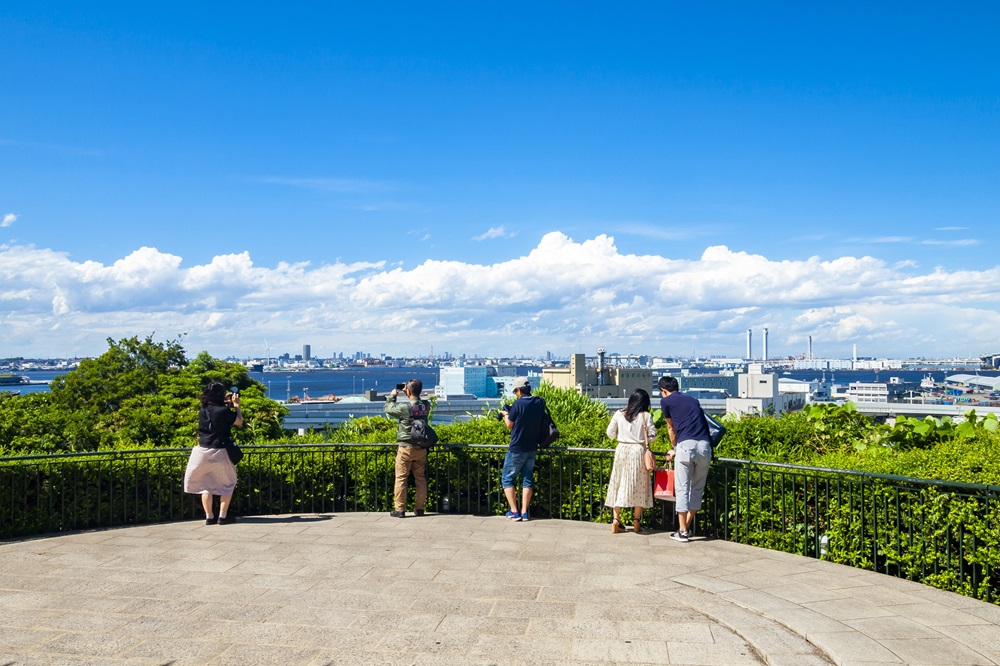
[{"xmin": 2, "ymin": 3, "xmax": 998, "ymax": 360}]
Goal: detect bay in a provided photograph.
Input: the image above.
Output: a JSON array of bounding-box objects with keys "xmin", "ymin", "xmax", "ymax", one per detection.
[{"xmin": 6, "ymin": 367, "xmax": 999, "ymax": 399}]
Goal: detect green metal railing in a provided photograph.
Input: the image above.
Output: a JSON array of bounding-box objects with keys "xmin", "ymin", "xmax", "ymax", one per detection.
[
  {"xmin": 0, "ymin": 444, "xmax": 654, "ymax": 538},
  {"xmin": 701, "ymin": 459, "xmax": 999, "ymax": 603},
  {"xmin": 1, "ymin": 445, "xmax": 997, "ymax": 603}
]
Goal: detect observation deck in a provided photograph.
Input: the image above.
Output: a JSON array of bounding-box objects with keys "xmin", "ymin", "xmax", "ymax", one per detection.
[{"xmin": 2, "ymin": 512, "xmax": 998, "ymax": 665}]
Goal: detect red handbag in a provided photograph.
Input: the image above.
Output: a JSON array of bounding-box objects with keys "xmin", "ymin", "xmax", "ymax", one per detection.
[{"xmin": 653, "ymin": 467, "xmax": 675, "ymax": 500}]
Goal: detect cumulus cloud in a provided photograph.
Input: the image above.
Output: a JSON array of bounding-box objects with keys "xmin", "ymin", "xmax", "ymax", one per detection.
[
  {"xmin": 1, "ymin": 213, "xmax": 16, "ymax": 227},
  {"xmin": 2, "ymin": 233, "xmax": 999, "ymax": 359},
  {"xmin": 472, "ymin": 226, "xmax": 516, "ymax": 241}
]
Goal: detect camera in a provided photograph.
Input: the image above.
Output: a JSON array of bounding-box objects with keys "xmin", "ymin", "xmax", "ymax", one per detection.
[
  {"xmin": 395, "ymin": 383, "xmax": 406, "ymax": 391},
  {"xmin": 494, "ymin": 404, "xmax": 508, "ymax": 421}
]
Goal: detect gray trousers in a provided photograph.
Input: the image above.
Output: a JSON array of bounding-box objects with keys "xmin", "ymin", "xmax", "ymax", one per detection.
[{"xmin": 674, "ymin": 439, "xmax": 712, "ymax": 513}]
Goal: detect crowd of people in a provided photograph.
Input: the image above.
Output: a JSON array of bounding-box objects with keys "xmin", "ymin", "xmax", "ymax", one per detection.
[{"xmin": 184, "ymin": 376, "xmax": 714, "ymax": 543}]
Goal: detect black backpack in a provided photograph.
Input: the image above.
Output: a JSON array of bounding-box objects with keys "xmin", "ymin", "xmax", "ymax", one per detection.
[
  {"xmin": 409, "ymin": 402, "xmax": 438, "ymax": 448},
  {"xmin": 537, "ymin": 404, "xmax": 560, "ymax": 448}
]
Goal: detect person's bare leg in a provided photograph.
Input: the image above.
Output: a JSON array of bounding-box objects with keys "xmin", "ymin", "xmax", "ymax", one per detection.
[
  {"xmin": 201, "ymin": 493, "xmax": 214, "ymax": 519},
  {"xmin": 521, "ymin": 487, "xmax": 533, "ymax": 516},
  {"xmin": 504, "ymin": 486, "xmax": 519, "ymax": 513},
  {"xmin": 677, "ymin": 511, "xmax": 689, "ymax": 533},
  {"xmin": 633, "ymin": 506, "xmax": 643, "ymax": 534},
  {"xmin": 218, "ymin": 493, "xmax": 233, "ymax": 518}
]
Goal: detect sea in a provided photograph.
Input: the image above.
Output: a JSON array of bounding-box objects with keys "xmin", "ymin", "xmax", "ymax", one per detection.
[{"xmin": 6, "ymin": 367, "xmax": 999, "ymax": 399}]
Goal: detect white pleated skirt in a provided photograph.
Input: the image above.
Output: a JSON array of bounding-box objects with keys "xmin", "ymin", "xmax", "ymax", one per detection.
[
  {"xmin": 183, "ymin": 446, "xmax": 237, "ymax": 496},
  {"xmin": 604, "ymin": 442, "xmax": 653, "ymax": 509}
]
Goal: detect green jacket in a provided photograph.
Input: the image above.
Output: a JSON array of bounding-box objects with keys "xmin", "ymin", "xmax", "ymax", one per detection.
[{"xmin": 384, "ymin": 395, "xmax": 431, "ymax": 444}]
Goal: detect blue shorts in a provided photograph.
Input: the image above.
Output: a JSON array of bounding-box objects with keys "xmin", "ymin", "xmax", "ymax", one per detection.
[{"xmin": 501, "ymin": 450, "xmax": 537, "ymax": 489}]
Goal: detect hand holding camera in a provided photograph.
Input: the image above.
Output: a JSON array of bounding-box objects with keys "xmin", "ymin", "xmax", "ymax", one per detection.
[{"xmin": 225, "ymin": 386, "xmax": 240, "ymax": 409}]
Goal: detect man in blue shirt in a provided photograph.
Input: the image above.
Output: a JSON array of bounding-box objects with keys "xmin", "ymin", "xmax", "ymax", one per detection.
[
  {"xmin": 500, "ymin": 379, "xmax": 546, "ymax": 521},
  {"xmin": 659, "ymin": 376, "xmax": 711, "ymax": 543}
]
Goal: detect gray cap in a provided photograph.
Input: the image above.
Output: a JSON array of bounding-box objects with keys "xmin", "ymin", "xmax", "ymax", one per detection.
[{"xmin": 512, "ymin": 379, "xmax": 531, "ymax": 393}]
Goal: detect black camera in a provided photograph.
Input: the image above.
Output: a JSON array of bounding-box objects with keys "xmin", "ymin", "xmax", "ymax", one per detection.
[
  {"xmin": 494, "ymin": 405, "xmax": 507, "ymax": 421},
  {"xmin": 395, "ymin": 383, "xmax": 406, "ymax": 391}
]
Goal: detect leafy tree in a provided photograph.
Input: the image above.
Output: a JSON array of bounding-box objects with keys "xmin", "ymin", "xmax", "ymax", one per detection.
[{"xmin": 0, "ymin": 336, "xmax": 285, "ymax": 454}]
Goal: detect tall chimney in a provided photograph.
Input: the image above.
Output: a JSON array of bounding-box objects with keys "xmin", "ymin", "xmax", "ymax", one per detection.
[
  {"xmin": 808, "ymin": 335, "xmax": 813, "ymax": 360},
  {"xmin": 597, "ymin": 348, "xmax": 606, "ymax": 387},
  {"xmin": 746, "ymin": 329, "xmax": 752, "ymax": 360},
  {"xmin": 763, "ymin": 328, "xmax": 769, "ymax": 362}
]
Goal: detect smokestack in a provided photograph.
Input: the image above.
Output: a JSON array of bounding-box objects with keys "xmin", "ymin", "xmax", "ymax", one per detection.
[
  {"xmin": 763, "ymin": 328, "xmax": 769, "ymax": 362},
  {"xmin": 597, "ymin": 348, "xmax": 605, "ymax": 387},
  {"xmin": 808, "ymin": 335, "xmax": 813, "ymax": 360},
  {"xmin": 746, "ymin": 329, "xmax": 752, "ymax": 360}
]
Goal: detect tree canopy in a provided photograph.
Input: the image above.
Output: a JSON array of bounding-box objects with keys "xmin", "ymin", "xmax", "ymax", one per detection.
[{"xmin": 0, "ymin": 336, "xmax": 285, "ymax": 455}]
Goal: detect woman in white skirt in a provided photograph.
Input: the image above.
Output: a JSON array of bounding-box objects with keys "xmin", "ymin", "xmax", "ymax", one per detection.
[
  {"xmin": 605, "ymin": 388, "xmax": 655, "ymax": 534},
  {"xmin": 183, "ymin": 381, "xmax": 243, "ymax": 525}
]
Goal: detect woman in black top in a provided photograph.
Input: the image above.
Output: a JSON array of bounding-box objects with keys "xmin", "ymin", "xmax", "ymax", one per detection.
[{"xmin": 183, "ymin": 381, "xmax": 243, "ymax": 524}]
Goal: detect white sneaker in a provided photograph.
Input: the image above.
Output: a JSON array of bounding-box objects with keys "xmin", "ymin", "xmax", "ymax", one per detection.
[{"xmin": 670, "ymin": 531, "xmax": 690, "ymax": 543}]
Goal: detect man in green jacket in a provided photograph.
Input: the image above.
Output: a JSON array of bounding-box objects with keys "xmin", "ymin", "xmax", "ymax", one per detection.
[{"xmin": 384, "ymin": 379, "xmax": 430, "ymax": 517}]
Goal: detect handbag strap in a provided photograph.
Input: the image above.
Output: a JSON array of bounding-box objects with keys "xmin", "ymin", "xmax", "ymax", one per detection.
[{"xmin": 642, "ymin": 413, "xmax": 650, "ymax": 449}]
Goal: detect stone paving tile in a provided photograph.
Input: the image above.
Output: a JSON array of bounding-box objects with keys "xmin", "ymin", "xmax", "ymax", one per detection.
[
  {"xmin": 122, "ymin": 637, "xmax": 231, "ymax": 664},
  {"xmin": 211, "ymin": 642, "xmax": 322, "ymax": 665},
  {"xmin": 38, "ymin": 632, "xmax": 147, "ymax": 658},
  {"xmin": 379, "ymin": 630, "xmax": 479, "ymax": 656},
  {"xmin": 807, "ymin": 631, "xmax": 904, "ymax": 663},
  {"xmin": 845, "ymin": 615, "xmax": 949, "ymax": 640},
  {"xmin": 413, "ymin": 595, "xmax": 498, "ymax": 616},
  {"xmin": 880, "ymin": 638, "xmax": 999, "ymax": 666},
  {"xmin": 571, "ymin": 637, "xmax": 671, "ymax": 663},
  {"xmin": 802, "ymin": 597, "xmax": 898, "ymax": 621},
  {"xmin": 760, "ymin": 581, "xmax": 849, "ymax": 604},
  {"xmin": 669, "ymin": 572, "xmax": 748, "ymax": 594},
  {"xmin": 283, "ymin": 624, "xmax": 387, "ymax": 650},
  {"xmin": 883, "ymin": 600, "xmax": 992, "ymax": 627},
  {"xmin": 263, "ymin": 604, "xmax": 361, "ymax": 627},
  {"xmin": 469, "ymin": 635, "xmax": 573, "ymax": 661},
  {"xmin": 666, "ymin": 640, "xmax": 765, "ymax": 665},
  {"xmin": 490, "ymin": 599, "xmax": 576, "ymax": 619},
  {"xmin": 932, "ymin": 624, "xmax": 1000, "ymax": 654},
  {"xmin": 0, "ymin": 626, "xmax": 67, "ymax": 651}
]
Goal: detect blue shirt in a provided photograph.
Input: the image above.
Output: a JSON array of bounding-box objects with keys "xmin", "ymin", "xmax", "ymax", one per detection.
[
  {"xmin": 507, "ymin": 395, "xmax": 546, "ymax": 453},
  {"xmin": 660, "ymin": 392, "xmax": 710, "ymax": 443}
]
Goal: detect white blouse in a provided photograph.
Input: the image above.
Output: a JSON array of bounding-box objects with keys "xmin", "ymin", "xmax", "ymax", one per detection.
[{"xmin": 605, "ymin": 410, "xmax": 656, "ymax": 446}]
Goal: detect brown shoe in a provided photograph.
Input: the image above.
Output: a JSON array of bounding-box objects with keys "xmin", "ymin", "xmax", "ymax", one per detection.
[
  {"xmin": 612, "ymin": 519, "xmax": 624, "ymax": 534},
  {"xmin": 633, "ymin": 521, "xmax": 643, "ymax": 534}
]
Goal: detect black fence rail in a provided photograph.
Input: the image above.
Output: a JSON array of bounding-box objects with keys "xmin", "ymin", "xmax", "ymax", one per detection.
[
  {"xmin": 2, "ymin": 446, "xmax": 997, "ymax": 603},
  {"xmin": 1, "ymin": 444, "xmax": 675, "ymax": 539},
  {"xmin": 701, "ymin": 459, "xmax": 1000, "ymax": 604}
]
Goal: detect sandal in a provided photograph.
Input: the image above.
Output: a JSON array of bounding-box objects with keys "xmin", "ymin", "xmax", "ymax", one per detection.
[{"xmin": 612, "ymin": 518, "xmax": 624, "ymax": 534}]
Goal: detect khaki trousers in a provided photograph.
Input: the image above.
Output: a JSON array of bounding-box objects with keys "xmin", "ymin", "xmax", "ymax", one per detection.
[{"xmin": 394, "ymin": 445, "xmax": 427, "ymax": 512}]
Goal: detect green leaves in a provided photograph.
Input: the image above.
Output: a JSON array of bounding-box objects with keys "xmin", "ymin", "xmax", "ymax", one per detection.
[{"xmin": 0, "ymin": 336, "xmax": 285, "ymax": 455}]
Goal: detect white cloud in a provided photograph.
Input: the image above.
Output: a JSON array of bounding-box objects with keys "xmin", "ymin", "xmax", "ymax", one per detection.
[
  {"xmin": 1, "ymin": 213, "xmax": 16, "ymax": 227},
  {"xmin": 472, "ymin": 226, "xmax": 516, "ymax": 241},
  {"xmin": 921, "ymin": 238, "xmax": 979, "ymax": 246},
  {"xmin": 2, "ymin": 232, "xmax": 1000, "ymax": 359}
]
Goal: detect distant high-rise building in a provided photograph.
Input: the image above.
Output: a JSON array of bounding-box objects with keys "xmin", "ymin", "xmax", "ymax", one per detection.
[{"xmin": 303, "ymin": 344, "xmax": 311, "ymax": 361}]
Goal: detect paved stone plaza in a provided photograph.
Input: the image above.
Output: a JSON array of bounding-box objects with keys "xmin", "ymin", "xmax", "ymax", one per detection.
[{"xmin": 1, "ymin": 513, "xmax": 999, "ymax": 665}]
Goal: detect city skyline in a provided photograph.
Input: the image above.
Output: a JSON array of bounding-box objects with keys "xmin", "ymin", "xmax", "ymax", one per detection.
[{"xmin": 2, "ymin": 4, "xmax": 998, "ymax": 359}]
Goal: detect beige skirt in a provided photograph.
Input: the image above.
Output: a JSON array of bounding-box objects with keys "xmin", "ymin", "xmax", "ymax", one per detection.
[
  {"xmin": 604, "ymin": 442, "xmax": 653, "ymax": 509},
  {"xmin": 183, "ymin": 445, "xmax": 237, "ymax": 496}
]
